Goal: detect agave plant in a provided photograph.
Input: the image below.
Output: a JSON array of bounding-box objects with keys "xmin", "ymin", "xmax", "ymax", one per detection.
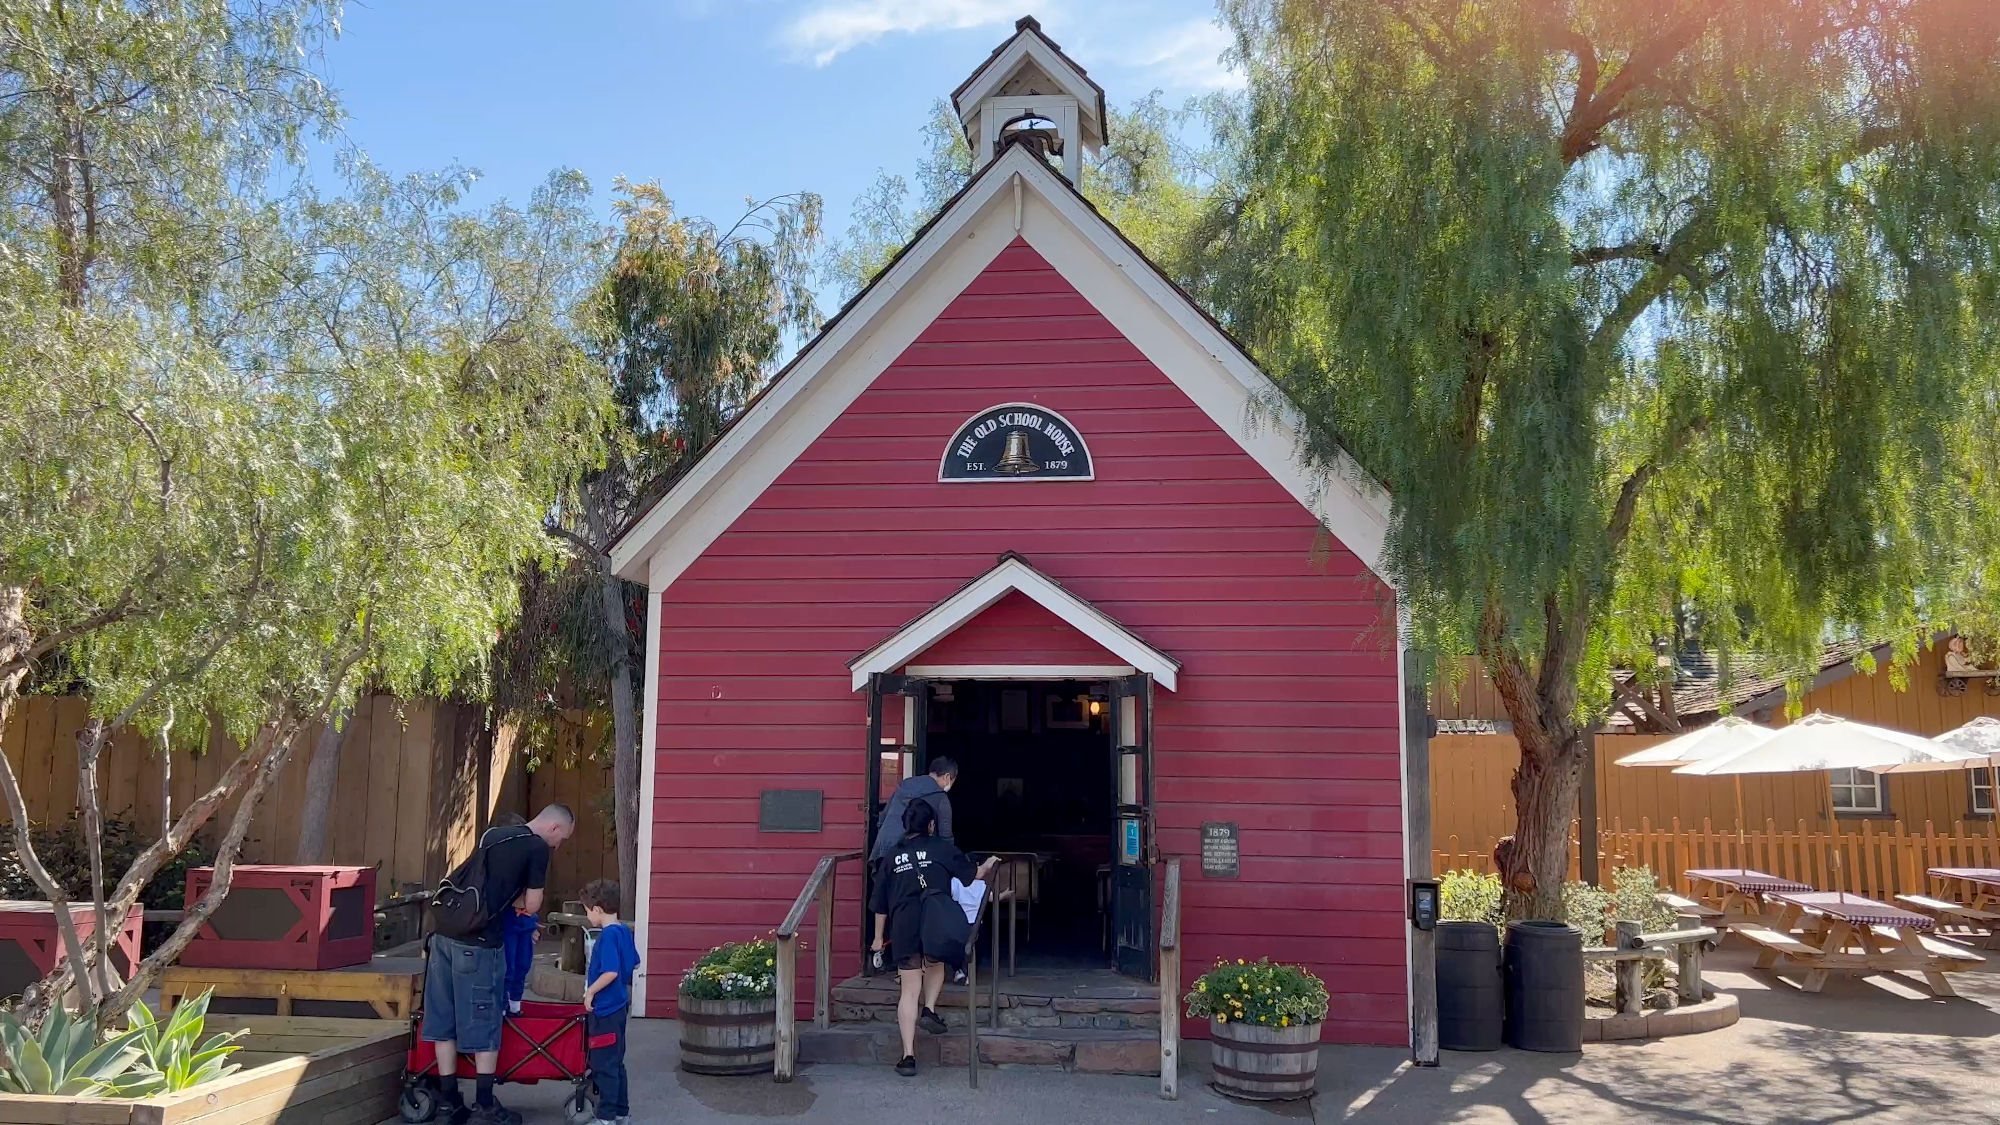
[
  {"xmin": 0, "ymin": 1002, "xmax": 148, "ymax": 1096},
  {"xmin": 112, "ymin": 990, "xmax": 245, "ymax": 1097}
]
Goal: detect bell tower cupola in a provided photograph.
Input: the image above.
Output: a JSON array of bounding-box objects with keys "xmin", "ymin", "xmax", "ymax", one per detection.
[{"xmin": 953, "ymin": 16, "xmax": 1106, "ymax": 185}]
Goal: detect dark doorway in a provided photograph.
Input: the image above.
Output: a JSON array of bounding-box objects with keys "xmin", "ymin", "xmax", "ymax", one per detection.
[{"xmin": 926, "ymin": 679, "xmax": 1114, "ymax": 964}]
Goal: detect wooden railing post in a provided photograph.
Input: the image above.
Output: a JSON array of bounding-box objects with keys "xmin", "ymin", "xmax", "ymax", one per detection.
[
  {"xmin": 1674, "ymin": 913, "xmax": 1705, "ymax": 1005},
  {"xmin": 774, "ymin": 934, "xmax": 797, "ymax": 1082},
  {"xmin": 1614, "ymin": 920, "xmax": 1644, "ymax": 1016},
  {"xmin": 1159, "ymin": 858, "xmax": 1182, "ymax": 1100},
  {"xmin": 814, "ymin": 870, "xmax": 835, "ymax": 1029}
]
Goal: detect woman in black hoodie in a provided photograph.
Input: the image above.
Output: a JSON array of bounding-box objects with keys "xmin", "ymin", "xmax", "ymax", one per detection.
[{"xmin": 884, "ymin": 798, "xmax": 996, "ymax": 1076}]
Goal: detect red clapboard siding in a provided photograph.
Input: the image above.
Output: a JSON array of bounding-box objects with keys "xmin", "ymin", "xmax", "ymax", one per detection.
[
  {"xmin": 647, "ymin": 238, "xmax": 1406, "ymax": 1046},
  {"xmin": 908, "ymin": 591, "xmax": 1124, "ymax": 666}
]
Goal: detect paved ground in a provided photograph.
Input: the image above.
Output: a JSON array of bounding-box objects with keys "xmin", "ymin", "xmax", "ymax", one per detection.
[{"xmin": 469, "ymin": 946, "xmax": 2000, "ymax": 1124}]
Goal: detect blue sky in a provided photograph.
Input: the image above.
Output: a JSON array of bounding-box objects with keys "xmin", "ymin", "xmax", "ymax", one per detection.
[{"xmin": 316, "ymin": 1, "xmax": 1239, "ymax": 239}]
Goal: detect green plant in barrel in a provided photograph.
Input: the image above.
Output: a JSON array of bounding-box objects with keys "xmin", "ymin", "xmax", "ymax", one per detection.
[
  {"xmin": 1183, "ymin": 958, "xmax": 1328, "ymax": 1028},
  {"xmin": 679, "ymin": 938, "xmax": 778, "ymax": 1000}
]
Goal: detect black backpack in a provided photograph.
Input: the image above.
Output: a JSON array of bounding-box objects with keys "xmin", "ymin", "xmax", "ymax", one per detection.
[{"xmin": 430, "ymin": 825, "xmax": 531, "ymax": 941}]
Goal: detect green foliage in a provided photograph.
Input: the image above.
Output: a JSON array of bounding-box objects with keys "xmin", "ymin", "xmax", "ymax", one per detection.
[
  {"xmin": 118, "ymin": 991, "xmax": 244, "ymax": 1096},
  {"xmin": 0, "ymin": 1003, "xmax": 147, "ymax": 1096},
  {"xmin": 0, "ymin": 817, "xmax": 210, "ymax": 911},
  {"xmin": 1207, "ymin": 0, "xmax": 2000, "ymax": 916},
  {"xmin": 1439, "ymin": 868, "xmax": 1676, "ymax": 941},
  {"xmin": 1439, "ymin": 868, "xmax": 1504, "ymax": 925},
  {"xmin": 0, "ymin": 0, "xmax": 612, "ymax": 1016},
  {"xmin": 678, "ymin": 939, "xmax": 777, "ymax": 1001},
  {"xmin": 1183, "ymin": 958, "xmax": 1329, "ymax": 1027}
]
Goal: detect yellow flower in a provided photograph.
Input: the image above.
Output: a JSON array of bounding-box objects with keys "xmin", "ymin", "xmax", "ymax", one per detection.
[
  {"xmin": 1216, "ymin": 1014, "xmax": 1228, "ymax": 1024},
  {"xmin": 1279, "ymin": 1018, "xmax": 1289, "ymax": 1027},
  {"xmin": 1236, "ymin": 959, "xmax": 1245, "ymax": 965},
  {"xmin": 1195, "ymin": 981, "xmax": 1206, "ymax": 991}
]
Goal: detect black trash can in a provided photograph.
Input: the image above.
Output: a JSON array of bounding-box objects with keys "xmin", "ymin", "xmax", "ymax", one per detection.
[
  {"xmin": 1503, "ymin": 920, "xmax": 1584, "ymax": 1053},
  {"xmin": 1436, "ymin": 921, "xmax": 1504, "ymax": 1051}
]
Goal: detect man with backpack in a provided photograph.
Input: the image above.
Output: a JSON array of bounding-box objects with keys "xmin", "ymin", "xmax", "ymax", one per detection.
[{"xmin": 424, "ymin": 804, "xmax": 574, "ymax": 1125}]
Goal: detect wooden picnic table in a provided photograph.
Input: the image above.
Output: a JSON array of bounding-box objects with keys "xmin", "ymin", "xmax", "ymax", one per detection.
[
  {"xmin": 1909, "ymin": 868, "xmax": 2000, "ymax": 946},
  {"xmin": 1684, "ymin": 868, "xmax": 1815, "ymax": 923},
  {"xmin": 1736, "ymin": 890, "xmax": 1984, "ymax": 997}
]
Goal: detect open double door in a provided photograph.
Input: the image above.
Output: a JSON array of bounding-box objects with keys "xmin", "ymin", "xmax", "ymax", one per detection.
[{"xmin": 862, "ymin": 672, "xmax": 1157, "ymax": 980}]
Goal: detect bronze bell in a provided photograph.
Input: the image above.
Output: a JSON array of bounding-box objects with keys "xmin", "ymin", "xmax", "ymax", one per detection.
[{"xmin": 995, "ymin": 429, "xmax": 1040, "ymax": 474}]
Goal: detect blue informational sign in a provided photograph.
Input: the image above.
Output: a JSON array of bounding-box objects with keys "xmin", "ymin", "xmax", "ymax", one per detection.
[{"xmin": 1121, "ymin": 817, "xmax": 1142, "ymax": 864}]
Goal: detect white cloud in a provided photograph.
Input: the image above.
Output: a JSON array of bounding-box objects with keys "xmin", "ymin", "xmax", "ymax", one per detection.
[
  {"xmin": 1126, "ymin": 18, "xmax": 1242, "ymax": 92},
  {"xmin": 780, "ymin": 0, "xmax": 1021, "ymax": 67}
]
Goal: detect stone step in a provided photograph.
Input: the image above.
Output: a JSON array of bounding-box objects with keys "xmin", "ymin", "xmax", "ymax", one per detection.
[
  {"xmin": 798, "ymin": 1023, "xmax": 1161, "ymax": 1075},
  {"xmin": 831, "ymin": 977, "xmax": 1163, "ymax": 1032}
]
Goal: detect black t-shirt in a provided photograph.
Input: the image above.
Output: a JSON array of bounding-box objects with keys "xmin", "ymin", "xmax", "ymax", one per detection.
[{"xmin": 475, "ymin": 825, "xmax": 550, "ymax": 947}]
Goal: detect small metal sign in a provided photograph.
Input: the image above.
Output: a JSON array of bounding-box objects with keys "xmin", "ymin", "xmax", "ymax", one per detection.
[
  {"xmin": 758, "ymin": 789, "xmax": 823, "ymax": 833},
  {"xmin": 939, "ymin": 403, "xmax": 1093, "ymax": 482},
  {"xmin": 1201, "ymin": 822, "xmax": 1239, "ymax": 879}
]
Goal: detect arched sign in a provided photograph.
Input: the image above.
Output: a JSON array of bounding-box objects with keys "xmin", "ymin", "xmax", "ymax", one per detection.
[{"xmin": 939, "ymin": 403, "xmax": 1094, "ymax": 482}]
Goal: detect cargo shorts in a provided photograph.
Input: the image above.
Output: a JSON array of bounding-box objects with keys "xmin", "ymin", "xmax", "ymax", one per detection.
[{"xmin": 421, "ymin": 935, "xmax": 505, "ymax": 1053}]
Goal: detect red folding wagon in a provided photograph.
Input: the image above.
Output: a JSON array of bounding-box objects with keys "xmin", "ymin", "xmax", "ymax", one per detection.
[{"xmin": 399, "ymin": 1000, "xmax": 598, "ymax": 1124}]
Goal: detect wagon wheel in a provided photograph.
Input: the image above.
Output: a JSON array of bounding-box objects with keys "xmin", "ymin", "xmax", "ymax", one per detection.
[
  {"xmin": 563, "ymin": 1079, "xmax": 599, "ymax": 1125},
  {"xmin": 398, "ymin": 1078, "xmax": 439, "ymax": 1123}
]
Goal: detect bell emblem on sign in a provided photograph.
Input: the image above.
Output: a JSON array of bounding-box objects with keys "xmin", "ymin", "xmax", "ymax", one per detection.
[{"xmin": 995, "ymin": 429, "xmax": 1040, "ymax": 474}]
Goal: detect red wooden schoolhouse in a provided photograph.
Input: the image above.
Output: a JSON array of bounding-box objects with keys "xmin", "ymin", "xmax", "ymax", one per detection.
[{"xmin": 611, "ymin": 18, "xmax": 1423, "ymax": 1052}]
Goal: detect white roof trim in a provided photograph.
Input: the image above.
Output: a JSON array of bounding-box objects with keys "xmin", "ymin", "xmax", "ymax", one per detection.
[
  {"xmin": 848, "ymin": 555, "xmax": 1179, "ymax": 692},
  {"xmin": 612, "ymin": 144, "xmax": 1393, "ymax": 589},
  {"xmin": 904, "ymin": 664, "xmax": 1137, "ymax": 680}
]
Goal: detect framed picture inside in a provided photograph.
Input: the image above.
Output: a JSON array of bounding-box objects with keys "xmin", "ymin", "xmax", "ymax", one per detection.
[{"xmin": 1045, "ymin": 693, "xmax": 1089, "ymax": 730}]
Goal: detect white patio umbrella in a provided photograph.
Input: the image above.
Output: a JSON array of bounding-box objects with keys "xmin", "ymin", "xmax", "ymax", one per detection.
[
  {"xmin": 1934, "ymin": 717, "xmax": 2000, "ymax": 847},
  {"xmin": 1614, "ymin": 714, "xmax": 1774, "ymax": 767},
  {"xmin": 1675, "ymin": 711, "xmax": 1990, "ymax": 894}
]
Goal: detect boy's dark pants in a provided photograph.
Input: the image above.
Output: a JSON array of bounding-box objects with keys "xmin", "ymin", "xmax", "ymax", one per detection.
[{"xmin": 587, "ymin": 1007, "xmax": 628, "ymax": 1118}]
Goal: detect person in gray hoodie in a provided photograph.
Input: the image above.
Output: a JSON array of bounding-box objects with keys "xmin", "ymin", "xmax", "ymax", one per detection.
[{"xmin": 868, "ymin": 756, "xmax": 958, "ymax": 971}]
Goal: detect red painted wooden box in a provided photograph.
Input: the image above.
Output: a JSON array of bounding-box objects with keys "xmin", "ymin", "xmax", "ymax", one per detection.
[
  {"xmin": 0, "ymin": 901, "xmax": 144, "ymax": 999},
  {"xmin": 180, "ymin": 865, "xmax": 376, "ymax": 970}
]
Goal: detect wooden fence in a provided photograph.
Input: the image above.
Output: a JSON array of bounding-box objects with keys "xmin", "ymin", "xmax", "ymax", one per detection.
[
  {"xmin": 1435, "ymin": 818, "xmax": 2000, "ymax": 902},
  {"xmin": 0, "ymin": 694, "xmax": 620, "ymax": 902}
]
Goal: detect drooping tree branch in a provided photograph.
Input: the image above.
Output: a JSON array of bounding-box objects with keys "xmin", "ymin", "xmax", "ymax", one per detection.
[
  {"xmin": 1571, "ymin": 241, "xmax": 1667, "ymax": 267},
  {"xmin": 1559, "ymin": 12, "xmax": 1717, "ymax": 165}
]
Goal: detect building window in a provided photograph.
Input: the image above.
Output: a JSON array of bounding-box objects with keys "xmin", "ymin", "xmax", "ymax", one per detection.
[
  {"xmin": 1975, "ymin": 770, "xmax": 1995, "ymax": 817},
  {"xmin": 1829, "ymin": 768, "xmax": 1886, "ymax": 814}
]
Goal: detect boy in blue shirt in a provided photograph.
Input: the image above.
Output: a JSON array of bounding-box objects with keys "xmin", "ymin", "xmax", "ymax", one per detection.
[{"xmin": 580, "ymin": 879, "xmax": 639, "ymax": 1125}]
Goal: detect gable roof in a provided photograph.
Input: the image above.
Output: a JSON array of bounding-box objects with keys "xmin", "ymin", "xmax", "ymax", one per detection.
[
  {"xmin": 952, "ymin": 16, "xmax": 1107, "ymax": 154},
  {"xmin": 608, "ymin": 139, "xmax": 1392, "ymax": 590},
  {"xmin": 848, "ymin": 552, "xmax": 1180, "ymax": 691}
]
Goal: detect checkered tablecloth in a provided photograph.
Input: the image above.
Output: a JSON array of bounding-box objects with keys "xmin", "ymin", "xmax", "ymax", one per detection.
[
  {"xmin": 1770, "ymin": 891, "xmax": 1935, "ymax": 930},
  {"xmin": 1684, "ymin": 868, "xmax": 1816, "ymax": 895}
]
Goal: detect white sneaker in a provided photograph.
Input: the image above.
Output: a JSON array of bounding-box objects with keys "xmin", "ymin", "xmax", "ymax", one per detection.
[{"xmin": 507, "ymin": 1000, "xmax": 522, "ymax": 1016}]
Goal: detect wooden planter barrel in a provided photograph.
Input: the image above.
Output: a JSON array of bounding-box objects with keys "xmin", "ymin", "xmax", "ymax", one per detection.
[
  {"xmin": 678, "ymin": 994, "xmax": 777, "ymax": 1075},
  {"xmin": 1208, "ymin": 1017, "xmax": 1322, "ymax": 1101}
]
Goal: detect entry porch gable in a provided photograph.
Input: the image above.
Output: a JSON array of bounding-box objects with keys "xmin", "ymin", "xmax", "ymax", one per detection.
[{"xmin": 847, "ymin": 552, "xmax": 1181, "ymax": 691}]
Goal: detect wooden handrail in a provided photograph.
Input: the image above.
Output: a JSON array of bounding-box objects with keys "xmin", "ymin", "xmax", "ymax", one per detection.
[
  {"xmin": 1158, "ymin": 858, "xmax": 1181, "ymax": 1100},
  {"xmin": 773, "ymin": 849, "xmax": 865, "ymax": 1083}
]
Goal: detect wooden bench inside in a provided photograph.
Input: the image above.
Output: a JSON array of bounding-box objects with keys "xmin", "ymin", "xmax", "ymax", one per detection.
[{"xmin": 1896, "ymin": 894, "xmax": 2000, "ymax": 924}]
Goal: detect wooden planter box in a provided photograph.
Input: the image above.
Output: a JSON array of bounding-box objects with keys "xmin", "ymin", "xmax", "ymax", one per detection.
[
  {"xmin": 678, "ymin": 994, "xmax": 776, "ymax": 1075},
  {"xmin": 0, "ymin": 901, "xmax": 144, "ymax": 1001},
  {"xmin": 0, "ymin": 1014, "xmax": 407, "ymax": 1125},
  {"xmin": 181, "ymin": 866, "xmax": 375, "ymax": 971},
  {"xmin": 1208, "ymin": 1017, "xmax": 1322, "ymax": 1101}
]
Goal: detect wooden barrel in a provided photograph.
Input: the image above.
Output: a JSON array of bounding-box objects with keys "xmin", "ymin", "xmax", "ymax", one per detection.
[
  {"xmin": 678, "ymin": 995, "xmax": 777, "ymax": 1075},
  {"xmin": 1208, "ymin": 1017, "xmax": 1321, "ymax": 1101}
]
